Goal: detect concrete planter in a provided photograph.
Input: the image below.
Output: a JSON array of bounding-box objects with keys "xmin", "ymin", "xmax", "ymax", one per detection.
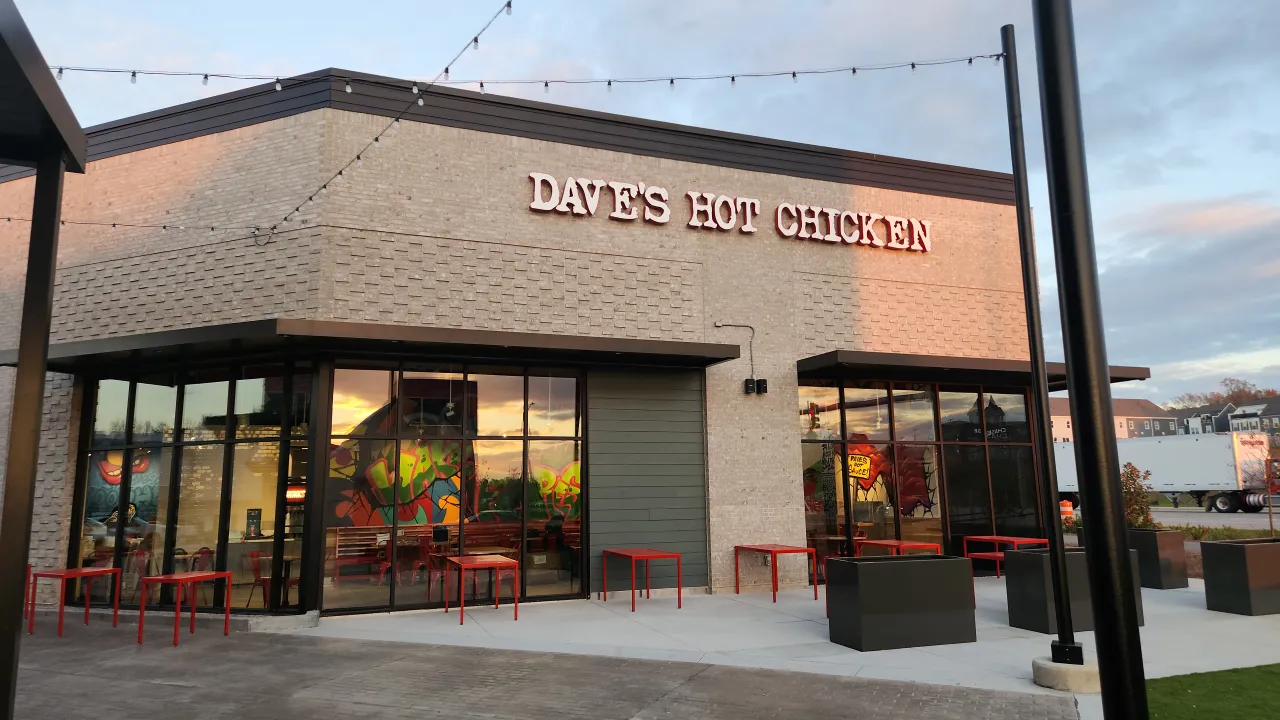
[
  {"xmin": 1127, "ymin": 529, "xmax": 1189, "ymax": 589},
  {"xmin": 1005, "ymin": 548, "xmax": 1143, "ymax": 634},
  {"xmin": 826, "ymin": 555, "xmax": 975, "ymax": 651},
  {"xmin": 1202, "ymin": 538, "xmax": 1280, "ymax": 616}
]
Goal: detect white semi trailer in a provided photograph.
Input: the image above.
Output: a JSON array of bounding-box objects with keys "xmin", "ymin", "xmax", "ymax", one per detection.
[{"xmin": 1055, "ymin": 432, "xmax": 1272, "ymax": 513}]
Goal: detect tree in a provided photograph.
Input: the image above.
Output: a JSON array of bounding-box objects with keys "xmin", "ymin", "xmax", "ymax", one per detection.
[
  {"xmin": 1121, "ymin": 462, "xmax": 1155, "ymax": 529},
  {"xmin": 1165, "ymin": 377, "xmax": 1279, "ymax": 410}
]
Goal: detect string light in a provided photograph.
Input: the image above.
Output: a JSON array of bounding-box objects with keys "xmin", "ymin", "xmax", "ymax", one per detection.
[
  {"xmin": 606, "ymin": 79, "xmax": 612, "ymax": 92},
  {"xmin": 202, "ymin": 73, "xmax": 209, "ymax": 85},
  {"xmin": 472, "ymin": 36, "xmax": 479, "ymax": 50},
  {"xmin": 910, "ymin": 62, "xmax": 916, "ymax": 73},
  {"xmin": 3, "ymin": 216, "xmax": 268, "ymax": 234},
  {"xmin": 392, "ymin": 119, "xmax": 399, "ymax": 130},
  {"xmin": 130, "ymin": 71, "xmax": 136, "ymax": 84},
  {"xmin": 275, "ymin": 78, "xmax": 282, "ymax": 91},
  {"xmin": 444, "ymin": 67, "xmax": 450, "ymax": 81},
  {"xmin": 56, "ymin": 67, "xmax": 63, "ymax": 80},
  {"xmin": 730, "ymin": 75, "xmax": 735, "ymax": 87},
  {"xmin": 412, "ymin": 82, "xmax": 419, "ymax": 94},
  {"xmin": 791, "ymin": 71, "xmax": 797, "ymax": 83},
  {"xmin": 344, "ymin": 80, "xmax": 352, "ymax": 93},
  {"xmin": 668, "ymin": 78, "xmax": 674, "ymax": 90},
  {"xmin": 479, "ymin": 81, "xmax": 486, "ymax": 93},
  {"xmin": 417, "ymin": 97, "xmax": 424, "ymax": 105},
  {"xmin": 505, "ymin": 0, "xmax": 511, "ymax": 14},
  {"xmin": 544, "ymin": 80, "xmax": 549, "ymax": 93},
  {"xmin": 374, "ymin": 136, "xmax": 381, "ymax": 148}
]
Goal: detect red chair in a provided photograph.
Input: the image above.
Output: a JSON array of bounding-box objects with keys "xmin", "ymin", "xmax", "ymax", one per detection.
[{"xmin": 245, "ymin": 550, "xmax": 299, "ymax": 607}]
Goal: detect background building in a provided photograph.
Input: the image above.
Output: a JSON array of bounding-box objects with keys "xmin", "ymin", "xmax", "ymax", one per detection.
[{"xmin": 1049, "ymin": 397, "xmax": 1174, "ymax": 442}]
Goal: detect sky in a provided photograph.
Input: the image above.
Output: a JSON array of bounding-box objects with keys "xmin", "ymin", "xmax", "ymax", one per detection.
[{"xmin": 14, "ymin": 0, "xmax": 1280, "ymax": 406}]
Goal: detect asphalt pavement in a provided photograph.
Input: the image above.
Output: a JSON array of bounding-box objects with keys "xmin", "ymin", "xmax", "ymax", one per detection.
[{"xmin": 1151, "ymin": 505, "xmax": 1280, "ymax": 530}]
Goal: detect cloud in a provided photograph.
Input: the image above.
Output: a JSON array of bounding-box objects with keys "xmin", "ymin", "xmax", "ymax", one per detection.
[
  {"xmin": 1114, "ymin": 195, "xmax": 1280, "ymax": 239},
  {"xmin": 1153, "ymin": 348, "xmax": 1280, "ymax": 382}
]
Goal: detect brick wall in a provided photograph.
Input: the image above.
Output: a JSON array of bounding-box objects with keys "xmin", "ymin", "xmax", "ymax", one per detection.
[{"xmin": 0, "ymin": 106, "xmax": 1027, "ymax": 596}]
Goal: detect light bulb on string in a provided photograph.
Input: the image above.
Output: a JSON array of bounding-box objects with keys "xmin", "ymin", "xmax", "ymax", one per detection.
[
  {"xmin": 505, "ymin": 0, "xmax": 511, "ymax": 15},
  {"xmin": 791, "ymin": 71, "xmax": 797, "ymax": 83},
  {"xmin": 56, "ymin": 67, "xmax": 63, "ymax": 80},
  {"xmin": 910, "ymin": 62, "xmax": 916, "ymax": 73},
  {"xmin": 472, "ymin": 36, "xmax": 479, "ymax": 50},
  {"xmin": 412, "ymin": 83, "xmax": 419, "ymax": 94},
  {"xmin": 275, "ymin": 78, "xmax": 282, "ymax": 91},
  {"xmin": 994, "ymin": 54, "xmax": 1002, "ymax": 65},
  {"xmin": 444, "ymin": 67, "xmax": 450, "ymax": 81},
  {"xmin": 730, "ymin": 75, "xmax": 735, "ymax": 87},
  {"xmin": 344, "ymin": 80, "xmax": 352, "ymax": 93},
  {"xmin": 851, "ymin": 67, "xmax": 857, "ymax": 77},
  {"xmin": 110, "ymin": 223, "xmax": 116, "ymax": 232},
  {"xmin": 606, "ymin": 80, "xmax": 612, "ymax": 92},
  {"xmin": 543, "ymin": 81, "xmax": 549, "ymax": 94},
  {"xmin": 356, "ymin": 155, "xmax": 363, "ymax": 168},
  {"xmin": 668, "ymin": 78, "xmax": 674, "ymax": 90},
  {"xmin": 479, "ymin": 81, "xmax": 486, "ymax": 94},
  {"xmin": 202, "ymin": 74, "xmax": 209, "ymax": 85},
  {"xmin": 967, "ymin": 57, "xmax": 974, "ymax": 69},
  {"xmin": 393, "ymin": 119, "xmax": 400, "ymax": 130},
  {"xmin": 374, "ymin": 136, "xmax": 381, "ymax": 148},
  {"xmin": 417, "ymin": 97, "xmax": 424, "ymax": 106},
  {"xmin": 130, "ymin": 71, "xmax": 137, "ymax": 84}
]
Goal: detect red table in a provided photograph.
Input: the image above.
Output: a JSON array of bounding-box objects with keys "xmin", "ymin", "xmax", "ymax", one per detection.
[
  {"xmin": 853, "ymin": 539, "xmax": 943, "ymax": 557},
  {"xmin": 601, "ymin": 548, "xmax": 682, "ymax": 612},
  {"xmin": 962, "ymin": 535, "xmax": 1049, "ymax": 577},
  {"xmin": 444, "ymin": 555, "xmax": 518, "ymax": 625},
  {"xmin": 734, "ymin": 544, "xmax": 817, "ymax": 603},
  {"xmin": 137, "ymin": 571, "xmax": 231, "ymax": 646},
  {"xmin": 27, "ymin": 567, "xmax": 121, "ymax": 636}
]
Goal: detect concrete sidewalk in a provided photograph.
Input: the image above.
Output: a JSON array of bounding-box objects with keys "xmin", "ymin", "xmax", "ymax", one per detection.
[
  {"xmin": 280, "ymin": 577, "xmax": 1280, "ymax": 700},
  {"xmin": 15, "ymin": 618, "xmax": 1077, "ymax": 720}
]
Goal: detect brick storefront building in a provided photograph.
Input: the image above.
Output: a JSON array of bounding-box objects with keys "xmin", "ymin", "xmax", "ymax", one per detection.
[{"xmin": 0, "ymin": 70, "xmax": 1147, "ymax": 615}]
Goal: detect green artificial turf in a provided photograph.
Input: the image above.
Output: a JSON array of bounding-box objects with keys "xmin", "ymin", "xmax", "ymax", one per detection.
[{"xmin": 1148, "ymin": 664, "xmax": 1280, "ymax": 719}]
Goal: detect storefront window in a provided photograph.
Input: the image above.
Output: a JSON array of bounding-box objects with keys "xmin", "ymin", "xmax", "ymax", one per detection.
[
  {"xmin": 528, "ymin": 375, "xmax": 579, "ymax": 437},
  {"xmin": 896, "ymin": 445, "xmax": 941, "ymax": 547},
  {"xmin": 989, "ymin": 445, "xmax": 1039, "ymax": 536},
  {"xmin": 228, "ymin": 442, "xmax": 280, "ymax": 607},
  {"xmin": 132, "ymin": 380, "xmax": 176, "ymax": 445},
  {"xmin": 234, "ymin": 375, "xmax": 285, "ymax": 439},
  {"xmin": 984, "ymin": 390, "xmax": 1031, "ymax": 443},
  {"xmin": 471, "ymin": 370, "xmax": 525, "ymax": 438},
  {"xmin": 942, "ymin": 444, "xmax": 992, "ymax": 539},
  {"xmin": 171, "ymin": 444, "xmax": 226, "ymax": 607},
  {"xmin": 850, "ymin": 442, "xmax": 894, "ymax": 543},
  {"xmin": 938, "ymin": 388, "xmax": 983, "ymax": 442},
  {"xmin": 843, "ymin": 382, "xmax": 890, "ymax": 442},
  {"xmin": 400, "ymin": 370, "xmax": 465, "ymax": 438},
  {"xmin": 802, "ymin": 443, "xmax": 847, "ymax": 569},
  {"xmin": 798, "ymin": 382, "xmax": 840, "ymax": 441},
  {"xmin": 182, "ymin": 381, "xmax": 229, "ymax": 442},
  {"xmin": 892, "ymin": 384, "xmax": 936, "ymax": 442},
  {"xmin": 526, "ymin": 440, "xmax": 581, "ymax": 597},
  {"xmin": 92, "ymin": 380, "xmax": 129, "ymax": 448},
  {"xmin": 331, "ymin": 370, "xmax": 394, "ymax": 437}
]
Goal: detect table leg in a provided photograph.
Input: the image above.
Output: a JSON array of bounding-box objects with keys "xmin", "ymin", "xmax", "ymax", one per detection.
[
  {"xmin": 224, "ymin": 574, "xmax": 231, "ymax": 636},
  {"xmin": 810, "ymin": 551, "xmax": 818, "ymax": 600},
  {"xmin": 458, "ymin": 567, "xmax": 466, "ymax": 626},
  {"xmin": 645, "ymin": 559, "xmax": 651, "ymax": 599},
  {"xmin": 630, "ymin": 559, "xmax": 636, "ymax": 612},
  {"xmin": 27, "ymin": 576, "xmax": 36, "ymax": 635},
  {"xmin": 191, "ymin": 583, "xmax": 197, "ymax": 635},
  {"xmin": 734, "ymin": 547, "xmax": 740, "ymax": 594},
  {"xmin": 112, "ymin": 569, "xmax": 121, "ymax": 627},
  {"xmin": 494, "ymin": 569, "xmax": 499, "ymax": 610},
  {"xmin": 855, "ymin": 540, "xmax": 862, "ymax": 557},
  {"xmin": 513, "ymin": 563, "xmax": 519, "ymax": 621},
  {"xmin": 444, "ymin": 566, "xmax": 450, "ymax": 612},
  {"xmin": 173, "ymin": 582, "xmax": 182, "ymax": 647},
  {"xmin": 770, "ymin": 552, "xmax": 778, "ymax": 603},
  {"xmin": 602, "ymin": 553, "xmax": 608, "ymax": 601},
  {"xmin": 85, "ymin": 577, "xmax": 92, "ymax": 626},
  {"xmin": 137, "ymin": 581, "xmax": 147, "ymax": 644},
  {"xmin": 57, "ymin": 579, "xmax": 66, "ymax": 637},
  {"xmin": 676, "ymin": 556, "xmax": 682, "ymax": 609},
  {"xmin": 23, "ymin": 565, "xmax": 30, "ymax": 621}
]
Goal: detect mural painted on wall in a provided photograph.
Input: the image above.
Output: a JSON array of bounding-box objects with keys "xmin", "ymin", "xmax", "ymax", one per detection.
[
  {"xmin": 83, "ymin": 448, "xmax": 162, "ymax": 541},
  {"xmin": 529, "ymin": 461, "xmax": 582, "ymax": 519},
  {"xmin": 846, "ymin": 436, "xmax": 936, "ymax": 517},
  {"xmin": 329, "ymin": 438, "xmax": 464, "ymax": 527}
]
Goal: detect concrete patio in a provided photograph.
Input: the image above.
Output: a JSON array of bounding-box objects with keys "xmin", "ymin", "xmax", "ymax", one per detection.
[{"xmin": 278, "ymin": 576, "xmax": 1280, "ymax": 699}]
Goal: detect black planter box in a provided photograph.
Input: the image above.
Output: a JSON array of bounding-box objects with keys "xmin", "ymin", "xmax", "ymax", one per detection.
[
  {"xmin": 1202, "ymin": 538, "xmax": 1280, "ymax": 616},
  {"xmin": 1005, "ymin": 548, "xmax": 1144, "ymax": 634},
  {"xmin": 826, "ymin": 555, "xmax": 976, "ymax": 651},
  {"xmin": 1127, "ymin": 529, "xmax": 1189, "ymax": 589}
]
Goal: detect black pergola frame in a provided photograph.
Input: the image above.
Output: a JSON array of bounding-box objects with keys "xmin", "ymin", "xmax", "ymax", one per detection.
[{"xmin": 0, "ymin": 2, "xmax": 86, "ymax": 718}]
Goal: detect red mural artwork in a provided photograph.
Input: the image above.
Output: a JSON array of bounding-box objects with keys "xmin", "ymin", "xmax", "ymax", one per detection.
[{"xmin": 847, "ymin": 435, "xmax": 935, "ymax": 516}]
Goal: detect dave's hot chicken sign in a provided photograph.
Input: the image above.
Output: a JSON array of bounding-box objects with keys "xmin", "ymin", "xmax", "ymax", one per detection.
[{"xmin": 528, "ymin": 171, "xmax": 933, "ymax": 253}]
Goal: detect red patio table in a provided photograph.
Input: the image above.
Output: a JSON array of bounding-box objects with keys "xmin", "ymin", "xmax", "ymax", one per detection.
[
  {"xmin": 734, "ymin": 544, "xmax": 817, "ymax": 603},
  {"xmin": 853, "ymin": 539, "xmax": 943, "ymax": 557},
  {"xmin": 137, "ymin": 570, "xmax": 231, "ymax": 646},
  {"xmin": 444, "ymin": 555, "xmax": 518, "ymax": 625},
  {"xmin": 601, "ymin": 548, "xmax": 682, "ymax": 612},
  {"xmin": 27, "ymin": 566, "xmax": 121, "ymax": 637},
  {"xmin": 962, "ymin": 535, "xmax": 1050, "ymax": 577}
]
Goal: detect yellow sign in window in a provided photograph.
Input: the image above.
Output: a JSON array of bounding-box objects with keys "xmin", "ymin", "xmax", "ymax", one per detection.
[{"xmin": 847, "ymin": 454, "xmax": 871, "ymax": 479}]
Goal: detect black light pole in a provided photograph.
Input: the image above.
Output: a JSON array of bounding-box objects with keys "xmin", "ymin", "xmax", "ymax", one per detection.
[
  {"xmin": 1000, "ymin": 23, "xmax": 1082, "ymax": 667},
  {"xmin": 1031, "ymin": 1, "xmax": 1148, "ymax": 717}
]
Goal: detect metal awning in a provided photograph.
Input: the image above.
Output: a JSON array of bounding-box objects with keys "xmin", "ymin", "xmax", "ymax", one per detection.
[
  {"xmin": 0, "ymin": 1, "xmax": 84, "ymax": 172},
  {"xmin": 0, "ymin": 319, "xmax": 741, "ymax": 373},
  {"xmin": 797, "ymin": 349, "xmax": 1149, "ymax": 392}
]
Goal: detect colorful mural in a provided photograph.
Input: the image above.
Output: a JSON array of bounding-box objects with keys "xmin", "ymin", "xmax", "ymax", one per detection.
[
  {"xmin": 529, "ymin": 461, "xmax": 582, "ymax": 519},
  {"xmin": 84, "ymin": 447, "xmax": 162, "ymax": 531},
  {"xmin": 329, "ymin": 438, "xmax": 464, "ymax": 527}
]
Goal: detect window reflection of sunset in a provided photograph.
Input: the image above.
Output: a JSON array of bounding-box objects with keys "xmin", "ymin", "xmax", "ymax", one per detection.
[{"xmin": 331, "ymin": 393, "xmax": 387, "ymax": 436}]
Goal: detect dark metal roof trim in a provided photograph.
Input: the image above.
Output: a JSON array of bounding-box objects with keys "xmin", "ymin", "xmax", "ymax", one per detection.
[
  {"xmin": 0, "ymin": 0, "xmax": 85, "ymax": 170},
  {"xmin": 0, "ymin": 319, "xmax": 740, "ymax": 372},
  {"xmin": 2, "ymin": 68, "xmax": 1012, "ymax": 204},
  {"xmin": 797, "ymin": 349, "xmax": 1150, "ymax": 391}
]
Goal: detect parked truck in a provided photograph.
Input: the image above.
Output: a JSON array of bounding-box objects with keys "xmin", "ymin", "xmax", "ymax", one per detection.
[{"xmin": 1055, "ymin": 432, "xmax": 1272, "ymax": 513}]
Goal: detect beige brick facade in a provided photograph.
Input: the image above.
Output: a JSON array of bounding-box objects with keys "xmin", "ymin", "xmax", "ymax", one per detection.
[{"xmin": 0, "ymin": 104, "xmax": 1026, "ymax": 599}]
